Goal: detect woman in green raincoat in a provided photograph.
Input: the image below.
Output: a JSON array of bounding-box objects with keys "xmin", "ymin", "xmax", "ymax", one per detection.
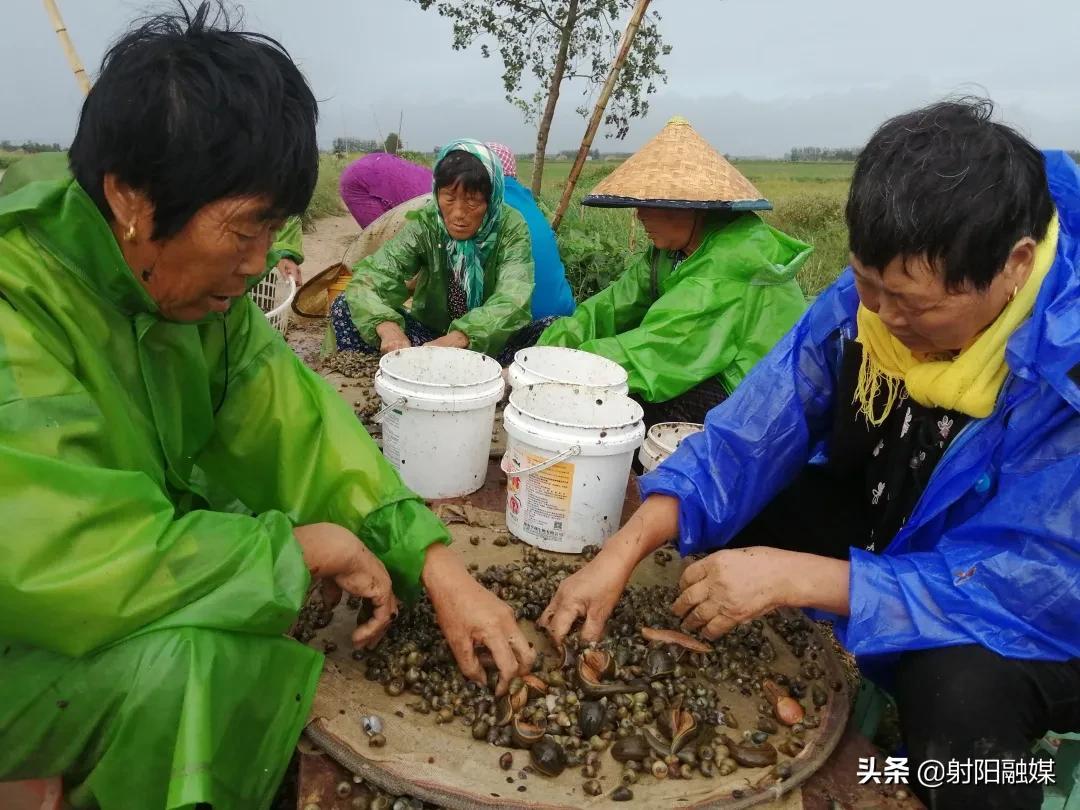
[
  {"xmin": 539, "ymin": 117, "xmax": 810, "ymax": 425},
  {"xmin": 329, "ymin": 140, "xmax": 553, "ymax": 364},
  {"xmin": 0, "ymin": 7, "xmax": 532, "ymax": 809}
]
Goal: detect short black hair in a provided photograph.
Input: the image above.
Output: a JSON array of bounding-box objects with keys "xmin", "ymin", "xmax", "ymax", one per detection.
[
  {"xmin": 434, "ymin": 150, "xmax": 492, "ymax": 200},
  {"xmin": 69, "ymin": 1, "xmax": 318, "ymax": 239},
  {"xmin": 846, "ymin": 98, "xmax": 1053, "ymax": 291}
]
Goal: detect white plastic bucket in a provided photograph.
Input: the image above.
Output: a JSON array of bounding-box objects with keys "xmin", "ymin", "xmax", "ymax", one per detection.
[
  {"xmin": 501, "ymin": 383, "xmax": 645, "ymax": 553},
  {"xmin": 508, "ymin": 346, "xmax": 629, "ymax": 396},
  {"xmin": 374, "ymin": 347, "xmax": 504, "ymax": 499},
  {"xmin": 637, "ymin": 422, "xmax": 704, "ymax": 473}
]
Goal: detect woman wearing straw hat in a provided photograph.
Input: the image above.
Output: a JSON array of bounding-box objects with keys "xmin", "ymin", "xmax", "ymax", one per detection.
[
  {"xmin": 329, "ymin": 140, "xmax": 557, "ymax": 364},
  {"xmin": 539, "ymin": 117, "xmax": 809, "ymax": 424}
]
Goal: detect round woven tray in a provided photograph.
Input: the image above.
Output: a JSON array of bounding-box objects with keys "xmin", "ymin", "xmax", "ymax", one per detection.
[{"xmin": 305, "ymin": 506, "xmax": 850, "ymax": 809}]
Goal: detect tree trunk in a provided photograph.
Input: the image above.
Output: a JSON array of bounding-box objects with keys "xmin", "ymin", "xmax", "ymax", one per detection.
[
  {"xmin": 530, "ymin": 0, "xmax": 580, "ymax": 197},
  {"xmin": 552, "ymin": 0, "xmax": 652, "ymax": 230}
]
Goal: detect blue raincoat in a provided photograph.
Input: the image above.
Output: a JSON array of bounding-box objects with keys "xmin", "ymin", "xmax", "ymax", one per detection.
[
  {"xmin": 640, "ymin": 151, "xmax": 1080, "ymax": 665},
  {"xmin": 503, "ymin": 176, "xmax": 575, "ymax": 319}
]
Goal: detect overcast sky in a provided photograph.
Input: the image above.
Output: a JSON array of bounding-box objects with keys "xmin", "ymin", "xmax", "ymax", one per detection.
[{"xmin": 3, "ymin": 0, "xmax": 1079, "ymax": 157}]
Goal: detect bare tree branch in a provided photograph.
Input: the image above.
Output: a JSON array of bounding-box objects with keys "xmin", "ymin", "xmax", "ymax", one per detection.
[{"xmin": 503, "ymin": 0, "xmax": 559, "ymax": 28}]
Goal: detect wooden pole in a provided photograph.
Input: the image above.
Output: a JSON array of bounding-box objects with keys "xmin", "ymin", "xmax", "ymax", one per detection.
[
  {"xmin": 551, "ymin": 0, "xmax": 652, "ymax": 231},
  {"xmin": 42, "ymin": 0, "xmax": 91, "ymax": 96}
]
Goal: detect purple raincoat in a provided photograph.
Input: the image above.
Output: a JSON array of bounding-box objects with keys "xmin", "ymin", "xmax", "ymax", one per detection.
[{"xmin": 339, "ymin": 153, "xmax": 433, "ymax": 228}]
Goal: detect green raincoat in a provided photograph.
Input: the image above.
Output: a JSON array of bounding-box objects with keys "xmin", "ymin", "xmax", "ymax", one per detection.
[
  {"xmin": 539, "ymin": 213, "xmax": 811, "ymax": 402},
  {"xmin": 0, "ymin": 175, "xmax": 450, "ymax": 809},
  {"xmin": 342, "ymin": 201, "xmax": 534, "ymax": 356},
  {"xmin": 0, "ymin": 151, "xmax": 71, "ymax": 195},
  {"xmin": 269, "ymin": 215, "xmax": 304, "ymax": 267}
]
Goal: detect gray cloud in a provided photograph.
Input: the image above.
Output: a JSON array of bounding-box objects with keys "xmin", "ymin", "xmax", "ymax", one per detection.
[{"xmin": 3, "ymin": 0, "xmax": 1078, "ymax": 157}]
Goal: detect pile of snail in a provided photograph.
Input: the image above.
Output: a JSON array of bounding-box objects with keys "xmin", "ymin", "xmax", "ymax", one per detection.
[{"xmin": 341, "ymin": 547, "xmax": 840, "ymax": 802}]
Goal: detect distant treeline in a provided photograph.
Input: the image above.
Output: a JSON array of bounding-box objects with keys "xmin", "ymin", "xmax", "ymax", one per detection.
[
  {"xmin": 1, "ymin": 140, "xmax": 64, "ymax": 153},
  {"xmin": 333, "ymin": 138, "xmax": 381, "ymax": 153},
  {"xmin": 786, "ymin": 147, "xmax": 861, "ymax": 162}
]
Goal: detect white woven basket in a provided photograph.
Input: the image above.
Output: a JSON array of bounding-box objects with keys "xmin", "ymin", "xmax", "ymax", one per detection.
[{"xmin": 249, "ymin": 269, "xmax": 296, "ymax": 335}]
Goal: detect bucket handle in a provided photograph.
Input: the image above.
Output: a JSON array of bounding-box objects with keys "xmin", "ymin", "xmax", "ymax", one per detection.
[
  {"xmin": 372, "ymin": 396, "xmax": 407, "ymax": 423},
  {"xmin": 500, "ymin": 445, "xmax": 582, "ymax": 477}
]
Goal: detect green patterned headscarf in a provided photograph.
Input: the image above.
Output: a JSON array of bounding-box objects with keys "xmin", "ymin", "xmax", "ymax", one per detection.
[{"xmin": 434, "ymin": 139, "xmax": 505, "ymax": 309}]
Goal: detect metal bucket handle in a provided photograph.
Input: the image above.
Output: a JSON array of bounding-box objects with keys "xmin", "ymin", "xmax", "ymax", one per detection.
[
  {"xmin": 499, "ymin": 445, "xmax": 581, "ymax": 477},
  {"xmin": 372, "ymin": 396, "xmax": 407, "ymax": 423}
]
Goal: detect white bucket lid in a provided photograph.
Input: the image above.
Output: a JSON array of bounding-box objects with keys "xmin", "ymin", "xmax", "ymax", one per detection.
[
  {"xmin": 638, "ymin": 422, "xmax": 703, "ymax": 472},
  {"xmin": 510, "ymin": 346, "xmax": 628, "ymax": 392},
  {"xmin": 645, "ymin": 421, "xmax": 704, "ymax": 456},
  {"xmin": 375, "ymin": 347, "xmax": 504, "ymax": 411},
  {"xmin": 504, "ymin": 383, "xmax": 645, "ymax": 456}
]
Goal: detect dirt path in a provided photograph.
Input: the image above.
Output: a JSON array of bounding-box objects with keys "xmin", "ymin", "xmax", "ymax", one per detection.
[
  {"xmin": 286, "ymin": 213, "xmax": 396, "ymax": 447},
  {"xmin": 297, "ymin": 213, "xmax": 362, "ymax": 282}
]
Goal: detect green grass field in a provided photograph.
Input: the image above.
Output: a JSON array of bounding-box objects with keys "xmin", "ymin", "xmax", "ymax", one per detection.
[
  {"xmin": 301, "ymin": 152, "xmax": 350, "ymax": 228},
  {"xmin": 0, "ymin": 150, "xmax": 26, "ymax": 170},
  {"xmin": 741, "ymin": 161, "xmax": 852, "ymax": 297}
]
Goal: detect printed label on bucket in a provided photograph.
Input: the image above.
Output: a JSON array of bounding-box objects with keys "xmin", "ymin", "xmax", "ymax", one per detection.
[
  {"xmin": 382, "ymin": 409, "xmax": 403, "ymax": 469},
  {"xmin": 506, "ymin": 451, "xmax": 574, "ymax": 545}
]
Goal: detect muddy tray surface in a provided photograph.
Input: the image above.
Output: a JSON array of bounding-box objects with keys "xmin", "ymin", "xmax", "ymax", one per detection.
[{"xmin": 303, "ymin": 473, "xmax": 851, "ymax": 810}]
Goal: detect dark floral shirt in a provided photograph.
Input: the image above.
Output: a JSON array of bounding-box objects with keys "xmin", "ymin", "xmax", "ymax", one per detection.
[
  {"xmin": 829, "ymin": 341, "xmax": 971, "ymax": 552},
  {"xmin": 447, "ymin": 274, "xmax": 469, "ymax": 321}
]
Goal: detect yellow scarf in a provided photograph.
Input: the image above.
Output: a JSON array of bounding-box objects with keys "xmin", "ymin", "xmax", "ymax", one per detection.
[{"xmin": 854, "ymin": 214, "xmax": 1059, "ymax": 423}]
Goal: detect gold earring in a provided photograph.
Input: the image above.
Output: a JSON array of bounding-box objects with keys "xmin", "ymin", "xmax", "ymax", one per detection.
[
  {"xmin": 1009, "ymin": 285, "xmax": 1018, "ymax": 303},
  {"xmin": 124, "ymin": 223, "xmax": 136, "ymax": 242}
]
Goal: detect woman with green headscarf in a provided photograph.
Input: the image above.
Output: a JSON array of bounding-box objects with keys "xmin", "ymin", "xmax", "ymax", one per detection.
[{"xmin": 331, "ymin": 139, "xmax": 547, "ymax": 363}]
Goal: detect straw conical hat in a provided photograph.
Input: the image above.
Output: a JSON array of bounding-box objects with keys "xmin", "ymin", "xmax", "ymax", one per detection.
[{"xmin": 584, "ymin": 117, "xmax": 770, "ymax": 211}]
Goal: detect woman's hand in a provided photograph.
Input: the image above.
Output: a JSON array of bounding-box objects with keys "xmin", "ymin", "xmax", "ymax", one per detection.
[
  {"xmin": 422, "ymin": 544, "xmax": 534, "ymax": 695},
  {"xmin": 277, "ymin": 257, "xmax": 303, "ymax": 286},
  {"xmin": 672, "ymin": 547, "xmax": 785, "ymax": 639},
  {"xmin": 293, "ymin": 523, "xmax": 399, "ymax": 649},
  {"xmin": 425, "ymin": 330, "xmax": 470, "ymax": 350},
  {"xmin": 672, "ymin": 548, "xmax": 850, "ymax": 638},
  {"xmin": 672, "ymin": 547, "xmax": 793, "ymax": 639},
  {"xmin": 376, "ymin": 322, "xmax": 411, "ymax": 354},
  {"xmin": 538, "ymin": 551, "xmax": 635, "ymax": 647},
  {"xmin": 540, "ymin": 495, "xmax": 680, "ymax": 647}
]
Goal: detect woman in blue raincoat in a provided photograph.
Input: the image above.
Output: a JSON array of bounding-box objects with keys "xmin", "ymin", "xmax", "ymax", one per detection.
[
  {"xmin": 540, "ymin": 100, "xmax": 1080, "ymax": 810},
  {"xmin": 0, "ymin": 7, "xmax": 532, "ymax": 809}
]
